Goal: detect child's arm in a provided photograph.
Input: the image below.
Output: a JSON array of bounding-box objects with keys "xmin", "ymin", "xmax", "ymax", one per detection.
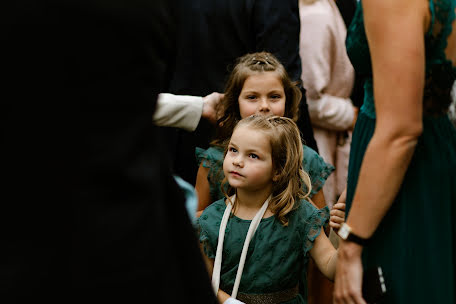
[
  {"xmin": 199, "ymin": 244, "xmax": 235, "ymax": 303},
  {"xmin": 310, "ymin": 189, "xmax": 326, "ymax": 209},
  {"xmin": 195, "ymin": 163, "xmax": 212, "ymax": 211},
  {"xmin": 309, "ymin": 228, "xmax": 338, "ymax": 281}
]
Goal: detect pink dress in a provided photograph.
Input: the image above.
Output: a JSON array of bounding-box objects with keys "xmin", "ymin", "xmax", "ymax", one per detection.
[{"xmin": 299, "ymin": 0, "xmax": 355, "ymax": 206}]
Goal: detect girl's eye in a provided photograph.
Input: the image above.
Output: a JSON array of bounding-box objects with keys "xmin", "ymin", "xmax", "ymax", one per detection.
[
  {"xmin": 249, "ymin": 153, "xmax": 259, "ymax": 159},
  {"xmin": 229, "ymin": 147, "xmax": 238, "ymax": 153},
  {"xmin": 246, "ymin": 95, "xmax": 257, "ymax": 100},
  {"xmin": 270, "ymin": 94, "xmax": 281, "ymax": 99}
]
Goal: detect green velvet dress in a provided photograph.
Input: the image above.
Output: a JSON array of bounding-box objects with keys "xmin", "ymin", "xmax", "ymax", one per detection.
[
  {"xmin": 198, "ymin": 198, "xmax": 329, "ymax": 303},
  {"xmin": 196, "ymin": 145, "xmax": 334, "ymax": 203},
  {"xmin": 345, "ymin": 1, "xmax": 456, "ymax": 303}
]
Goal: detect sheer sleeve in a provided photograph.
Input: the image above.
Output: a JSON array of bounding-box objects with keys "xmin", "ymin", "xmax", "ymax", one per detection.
[
  {"xmin": 302, "ymin": 145, "xmax": 335, "ymax": 196},
  {"xmin": 295, "ymin": 200, "xmax": 330, "ymax": 257},
  {"xmin": 195, "ymin": 146, "xmax": 226, "ymax": 202}
]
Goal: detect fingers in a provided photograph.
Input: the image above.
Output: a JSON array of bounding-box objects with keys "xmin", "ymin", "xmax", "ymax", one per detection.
[
  {"xmin": 330, "ymin": 209, "xmax": 345, "ymax": 219},
  {"xmin": 333, "ymin": 202, "xmax": 346, "ymax": 211},
  {"xmin": 330, "ymin": 204, "xmax": 345, "ymax": 229},
  {"xmin": 333, "ymin": 242, "xmax": 367, "ymax": 304},
  {"xmin": 329, "ymin": 221, "xmax": 341, "ymax": 229}
]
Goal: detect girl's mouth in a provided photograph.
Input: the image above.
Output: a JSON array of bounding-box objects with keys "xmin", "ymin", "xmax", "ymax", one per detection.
[{"xmin": 229, "ymin": 171, "xmax": 243, "ymax": 177}]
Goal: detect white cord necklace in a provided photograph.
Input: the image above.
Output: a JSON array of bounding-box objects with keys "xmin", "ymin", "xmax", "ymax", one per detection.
[{"xmin": 212, "ymin": 194, "xmax": 271, "ymax": 299}]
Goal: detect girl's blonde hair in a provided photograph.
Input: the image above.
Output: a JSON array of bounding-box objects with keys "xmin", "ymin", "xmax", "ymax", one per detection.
[
  {"xmin": 213, "ymin": 52, "xmax": 302, "ymax": 146},
  {"xmin": 222, "ymin": 115, "xmax": 311, "ymax": 226}
]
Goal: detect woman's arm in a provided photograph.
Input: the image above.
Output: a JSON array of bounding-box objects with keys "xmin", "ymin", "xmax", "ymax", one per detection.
[
  {"xmin": 195, "ymin": 163, "xmax": 212, "ymax": 211},
  {"xmin": 309, "ymin": 228, "xmax": 338, "ymax": 280},
  {"xmin": 334, "ymin": 0, "xmax": 430, "ymax": 303}
]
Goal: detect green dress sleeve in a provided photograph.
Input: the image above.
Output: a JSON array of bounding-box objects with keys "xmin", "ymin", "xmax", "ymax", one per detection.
[
  {"xmin": 296, "ymin": 200, "xmax": 330, "ymax": 256},
  {"xmin": 196, "ymin": 199, "xmax": 226, "ymax": 259},
  {"xmin": 302, "ymin": 145, "xmax": 335, "ymax": 196},
  {"xmin": 195, "ymin": 146, "xmax": 226, "ymax": 203}
]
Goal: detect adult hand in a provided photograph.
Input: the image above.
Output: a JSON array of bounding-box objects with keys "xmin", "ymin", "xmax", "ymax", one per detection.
[
  {"xmin": 333, "ymin": 241, "xmax": 366, "ymax": 304},
  {"xmin": 202, "ymin": 92, "xmax": 224, "ymax": 124}
]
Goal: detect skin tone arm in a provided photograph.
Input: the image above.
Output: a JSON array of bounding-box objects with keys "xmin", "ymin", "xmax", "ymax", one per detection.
[
  {"xmin": 309, "ymin": 228, "xmax": 338, "ymax": 281},
  {"xmin": 310, "ymin": 189, "xmax": 326, "ymax": 209},
  {"xmin": 199, "ymin": 245, "xmax": 232, "ymax": 303},
  {"xmin": 334, "ymin": 0, "xmax": 430, "ymax": 303}
]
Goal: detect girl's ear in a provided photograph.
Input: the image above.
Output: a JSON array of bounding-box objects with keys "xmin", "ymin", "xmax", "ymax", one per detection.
[{"xmin": 272, "ymin": 172, "xmax": 280, "ymax": 182}]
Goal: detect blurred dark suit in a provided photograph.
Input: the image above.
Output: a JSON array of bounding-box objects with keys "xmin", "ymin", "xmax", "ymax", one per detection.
[{"xmin": 2, "ymin": 1, "xmax": 214, "ymax": 303}]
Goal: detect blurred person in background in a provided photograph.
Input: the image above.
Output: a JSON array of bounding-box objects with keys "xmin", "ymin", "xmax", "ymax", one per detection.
[
  {"xmin": 298, "ymin": 1, "xmax": 357, "ymax": 303},
  {"xmin": 162, "ymin": 0, "xmax": 319, "ymax": 185}
]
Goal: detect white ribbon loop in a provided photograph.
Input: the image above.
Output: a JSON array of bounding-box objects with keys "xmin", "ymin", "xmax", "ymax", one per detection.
[{"xmin": 211, "ymin": 194, "xmax": 271, "ymax": 299}]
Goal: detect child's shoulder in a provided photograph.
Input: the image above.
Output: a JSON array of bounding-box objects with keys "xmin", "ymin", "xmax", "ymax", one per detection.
[
  {"xmin": 291, "ymin": 198, "xmax": 330, "ymax": 225},
  {"xmin": 202, "ymin": 197, "xmax": 226, "ymax": 216},
  {"xmin": 197, "ymin": 198, "xmax": 226, "ymax": 228},
  {"xmin": 290, "ymin": 199, "xmax": 330, "ymax": 255},
  {"xmin": 197, "ymin": 198, "xmax": 227, "ymax": 259},
  {"xmin": 196, "ymin": 145, "xmax": 224, "ymax": 167},
  {"xmin": 302, "ymin": 144, "xmax": 330, "ymax": 167},
  {"xmin": 301, "ymin": 144, "xmax": 335, "ymax": 195}
]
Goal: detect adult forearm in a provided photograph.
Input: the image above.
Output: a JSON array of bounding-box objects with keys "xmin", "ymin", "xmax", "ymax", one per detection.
[
  {"xmin": 346, "ymin": 131, "xmax": 419, "ymax": 239},
  {"xmin": 307, "ymin": 94, "xmax": 356, "ymax": 131}
]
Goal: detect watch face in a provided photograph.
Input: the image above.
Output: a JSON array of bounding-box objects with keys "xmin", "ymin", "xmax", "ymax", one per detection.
[{"xmin": 338, "ymin": 224, "xmax": 350, "ymax": 240}]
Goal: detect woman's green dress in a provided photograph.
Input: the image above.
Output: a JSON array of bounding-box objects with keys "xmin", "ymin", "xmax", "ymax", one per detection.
[
  {"xmin": 198, "ymin": 198, "xmax": 329, "ymax": 303},
  {"xmin": 345, "ymin": 1, "xmax": 456, "ymax": 303}
]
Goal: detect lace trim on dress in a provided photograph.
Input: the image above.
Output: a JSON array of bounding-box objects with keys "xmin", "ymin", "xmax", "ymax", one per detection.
[
  {"xmin": 427, "ymin": 0, "xmax": 456, "ymax": 66},
  {"xmin": 302, "ymin": 206, "xmax": 330, "ymax": 256},
  {"xmin": 424, "ymin": 0, "xmax": 456, "ymax": 115},
  {"xmin": 197, "ymin": 217, "xmax": 216, "ymax": 259}
]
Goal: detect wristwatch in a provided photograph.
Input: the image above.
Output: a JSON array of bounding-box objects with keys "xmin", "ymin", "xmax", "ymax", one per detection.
[{"xmin": 338, "ymin": 223, "xmax": 369, "ymax": 246}]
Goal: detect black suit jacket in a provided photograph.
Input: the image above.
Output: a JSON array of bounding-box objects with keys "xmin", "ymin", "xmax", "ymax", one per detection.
[
  {"xmin": 2, "ymin": 1, "xmax": 214, "ymax": 302},
  {"xmin": 165, "ymin": 0, "xmax": 318, "ymax": 184}
]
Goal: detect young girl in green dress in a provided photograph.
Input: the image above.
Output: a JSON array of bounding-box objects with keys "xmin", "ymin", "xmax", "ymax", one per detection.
[
  {"xmin": 195, "ymin": 52, "xmax": 334, "ymax": 213},
  {"xmin": 198, "ymin": 115, "xmax": 338, "ymax": 304}
]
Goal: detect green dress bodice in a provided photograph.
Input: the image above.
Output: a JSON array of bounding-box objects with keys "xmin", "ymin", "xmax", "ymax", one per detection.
[
  {"xmin": 198, "ymin": 199, "xmax": 329, "ymax": 303},
  {"xmin": 346, "ymin": 0, "xmax": 456, "ymax": 119}
]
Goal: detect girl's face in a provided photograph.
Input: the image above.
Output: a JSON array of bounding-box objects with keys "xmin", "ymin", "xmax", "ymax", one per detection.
[
  {"xmin": 223, "ymin": 125, "xmax": 274, "ymax": 194},
  {"xmin": 238, "ymin": 71, "xmax": 286, "ymax": 118}
]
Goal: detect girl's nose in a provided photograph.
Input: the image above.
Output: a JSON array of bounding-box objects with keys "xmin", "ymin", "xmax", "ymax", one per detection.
[
  {"xmin": 258, "ymin": 98, "xmax": 270, "ymax": 113},
  {"xmin": 233, "ymin": 156, "xmax": 244, "ymax": 167}
]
